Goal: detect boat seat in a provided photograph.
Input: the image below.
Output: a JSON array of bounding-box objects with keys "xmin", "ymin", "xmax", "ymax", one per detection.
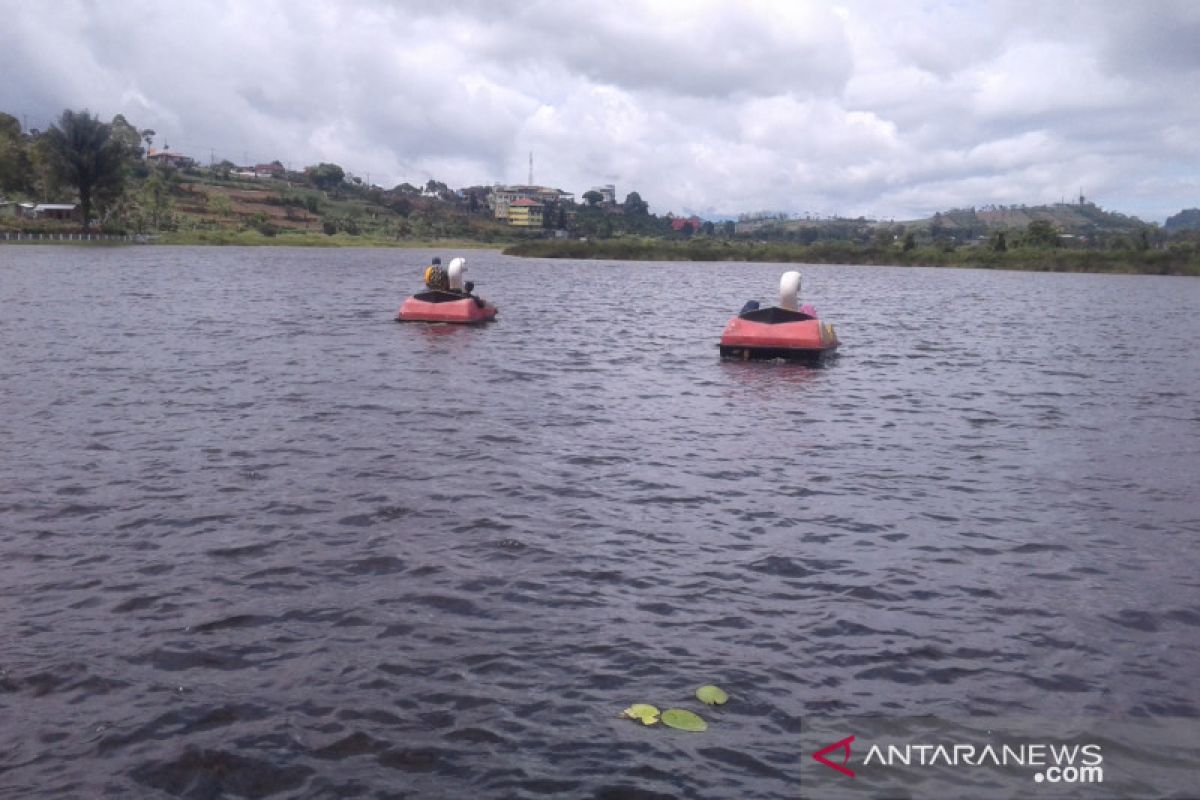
[
  {"xmin": 738, "ymin": 306, "xmax": 816, "ymax": 324},
  {"xmin": 412, "ymin": 289, "xmax": 472, "ymax": 304}
]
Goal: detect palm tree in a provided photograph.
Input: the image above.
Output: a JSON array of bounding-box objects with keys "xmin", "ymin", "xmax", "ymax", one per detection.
[{"xmin": 43, "ymin": 110, "xmax": 129, "ymax": 231}]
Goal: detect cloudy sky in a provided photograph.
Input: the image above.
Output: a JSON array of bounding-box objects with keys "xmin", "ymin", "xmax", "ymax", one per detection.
[{"xmin": 3, "ymin": 0, "xmax": 1198, "ymax": 221}]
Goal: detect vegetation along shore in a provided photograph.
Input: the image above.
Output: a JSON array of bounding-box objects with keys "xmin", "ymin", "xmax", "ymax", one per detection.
[
  {"xmin": 2, "ymin": 108, "xmax": 1198, "ymax": 276},
  {"xmin": 502, "ymin": 237, "xmax": 1200, "ymax": 276}
]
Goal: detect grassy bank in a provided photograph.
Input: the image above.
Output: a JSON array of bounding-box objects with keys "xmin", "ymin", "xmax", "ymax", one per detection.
[
  {"xmin": 0, "ymin": 238, "xmax": 131, "ymax": 246},
  {"xmin": 154, "ymin": 229, "xmax": 503, "ymax": 249},
  {"xmin": 503, "ymin": 238, "xmax": 1200, "ymax": 276},
  {"xmin": 1, "ymin": 230, "xmax": 504, "ymax": 249}
]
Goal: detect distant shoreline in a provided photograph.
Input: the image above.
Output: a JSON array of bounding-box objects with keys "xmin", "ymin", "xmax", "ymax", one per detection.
[
  {"xmin": 3, "ymin": 232, "xmax": 1197, "ymax": 276},
  {"xmin": 501, "ymin": 238, "xmax": 1200, "ymax": 277},
  {"xmin": 0, "ymin": 231, "xmax": 504, "ymax": 251}
]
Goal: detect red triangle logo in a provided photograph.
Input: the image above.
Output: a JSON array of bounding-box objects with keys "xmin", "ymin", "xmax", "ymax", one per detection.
[{"xmin": 812, "ymin": 735, "xmax": 856, "ymax": 777}]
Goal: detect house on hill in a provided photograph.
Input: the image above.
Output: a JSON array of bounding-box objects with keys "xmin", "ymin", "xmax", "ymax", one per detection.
[
  {"xmin": 230, "ymin": 163, "xmax": 284, "ymax": 180},
  {"xmin": 13, "ymin": 203, "xmax": 79, "ymax": 221},
  {"xmin": 147, "ymin": 148, "xmax": 194, "ymax": 169},
  {"xmin": 667, "ymin": 214, "xmax": 703, "ymax": 233}
]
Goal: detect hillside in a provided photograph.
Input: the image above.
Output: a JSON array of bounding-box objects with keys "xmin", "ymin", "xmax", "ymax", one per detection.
[
  {"xmin": 0, "ymin": 109, "xmax": 530, "ymax": 246},
  {"xmin": 1, "ymin": 162, "xmax": 663, "ymax": 246},
  {"xmin": 152, "ymin": 171, "xmax": 523, "ymax": 244},
  {"xmin": 911, "ymin": 201, "xmax": 1148, "ymax": 237},
  {"xmin": 733, "ymin": 200, "xmax": 1164, "ymax": 252}
]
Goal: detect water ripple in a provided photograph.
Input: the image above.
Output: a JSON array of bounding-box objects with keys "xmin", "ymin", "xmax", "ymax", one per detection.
[{"xmin": 1, "ymin": 247, "xmax": 1197, "ymax": 798}]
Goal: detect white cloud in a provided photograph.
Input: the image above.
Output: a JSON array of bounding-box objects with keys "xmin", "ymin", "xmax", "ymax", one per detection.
[
  {"xmin": 1, "ymin": 0, "xmax": 1196, "ymax": 221},
  {"xmin": 969, "ymin": 42, "xmax": 1139, "ymax": 121}
]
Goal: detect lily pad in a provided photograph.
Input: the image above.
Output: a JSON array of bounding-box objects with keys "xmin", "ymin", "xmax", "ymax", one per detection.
[
  {"xmin": 696, "ymin": 685, "xmax": 729, "ymax": 705},
  {"xmin": 661, "ymin": 708, "xmax": 707, "ymax": 732},
  {"xmin": 622, "ymin": 704, "xmax": 660, "ymax": 725}
]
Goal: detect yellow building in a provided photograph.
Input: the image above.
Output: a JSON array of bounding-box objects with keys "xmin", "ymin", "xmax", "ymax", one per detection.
[
  {"xmin": 489, "ymin": 185, "xmax": 572, "ymax": 221},
  {"xmin": 507, "ymin": 198, "xmax": 544, "ymax": 227}
]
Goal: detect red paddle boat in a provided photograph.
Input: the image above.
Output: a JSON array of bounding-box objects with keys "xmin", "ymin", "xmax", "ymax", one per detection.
[
  {"xmin": 719, "ymin": 271, "xmax": 838, "ymax": 363},
  {"xmin": 396, "ymin": 257, "xmax": 497, "ymax": 324}
]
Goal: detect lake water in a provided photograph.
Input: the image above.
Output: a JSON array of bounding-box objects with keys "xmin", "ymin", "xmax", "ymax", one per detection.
[{"xmin": 1, "ymin": 246, "xmax": 1198, "ymax": 798}]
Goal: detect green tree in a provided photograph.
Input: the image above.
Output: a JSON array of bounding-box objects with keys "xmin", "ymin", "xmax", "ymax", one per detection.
[
  {"xmin": 0, "ymin": 138, "xmax": 24, "ymax": 192},
  {"xmin": 30, "ymin": 136, "xmax": 66, "ymax": 200},
  {"xmin": 722, "ymin": 220, "xmax": 736, "ymax": 238},
  {"xmin": 929, "ymin": 212, "xmax": 946, "ymax": 241},
  {"xmin": 43, "ymin": 109, "xmax": 132, "ymax": 230},
  {"xmin": 582, "ymin": 190, "xmax": 603, "ymax": 206},
  {"xmin": 1025, "ymin": 220, "xmax": 1058, "ymax": 248},
  {"xmin": 305, "ymin": 162, "xmax": 345, "ymax": 192},
  {"xmin": 110, "ymin": 114, "xmax": 145, "ymax": 160},
  {"xmin": 903, "ymin": 232, "xmax": 917, "ymax": 251},
  {"xmin": 623, "ymin": 191, "xmax": 648, "ymax": 216},
  {"xmin": 0, "ymin": 114, "xmax": 29, "ymax": 193},
  {"xmin": 0, "ymin": 112, "xmax": 20, "ymax": 140},
  {"xmin": 144, "ymin": 172, "xmax": 174, "ymax": 229},
  {"xmin": 991, "ymin": 231, "xmax": 1007, "ymax": 252}
]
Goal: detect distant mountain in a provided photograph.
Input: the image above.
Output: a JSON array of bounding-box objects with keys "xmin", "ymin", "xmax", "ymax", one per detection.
[{"xmin": 1164, "ymin": 208, "xmax": 1200, "ymax": 232}]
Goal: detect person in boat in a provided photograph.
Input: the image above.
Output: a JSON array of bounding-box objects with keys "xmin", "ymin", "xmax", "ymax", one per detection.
[{"xmin": 423, "ymin": 257, "xmax": 449, "ymax": 291}]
